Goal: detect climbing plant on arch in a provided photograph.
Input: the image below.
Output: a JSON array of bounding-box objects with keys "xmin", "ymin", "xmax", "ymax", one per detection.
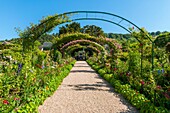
[
  {"xmin": 19, "ymin": 10, "xmax": 155, "ymax": 74},
  {"xmin": 65, "ymin": 44, "xmax": 100, "ymax": 55},
  {"xmin": 60, "ymin": 39, "xmax": 106, "ymax": 54},
  {"xmin": 52, "ymin": 33, "xmax": 121, "ymax": 55},
  {"xmin": 20, "ymin": 14, "xmax": 70, "ymax": 52}
]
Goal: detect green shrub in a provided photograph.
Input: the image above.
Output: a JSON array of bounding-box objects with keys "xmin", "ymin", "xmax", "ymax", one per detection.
[
  {"xmin": 88, "ymin": 58, "xmax": 169, "ymax": 113},
  {"xmin": 98, "ymin": 69, "xmax": 106, "ymax": 77},
  {"xmin": 103, "ymin": 74, "xmax": 113, "ymax": 82},
  {"xmin": 37, "ymin": 51, "xmax": 47, "ymax": 65},
  {"xmin": 53, "ymin": 50, "xmax": 62, "ymax": 64},
  {"xmin": 0, "ymin": 58, "xmax": 75, "ymax": 112}
]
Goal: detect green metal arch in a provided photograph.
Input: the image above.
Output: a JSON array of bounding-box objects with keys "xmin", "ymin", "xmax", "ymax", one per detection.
[
  {"xmin": 72, "ymin": 18, "xmax": 131, "ymax": 33},
  {"xmin": 71, "ymin": 18, "xmax": 142, "ymax": 42},
  {"xmin": 22, "ymin": 10, "xmax": 154, "ymax": 71},
  {"xmin": 36, "ymin": 11, "xmax": 152, "ymax": 42}
]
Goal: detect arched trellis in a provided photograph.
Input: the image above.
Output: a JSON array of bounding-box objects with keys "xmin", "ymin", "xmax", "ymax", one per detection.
[
  {"xmin": 53, "ymin": 33, "xmax": 120, "ymax": 53},
  {"xmin": 64, "ymin": 43, "xmax": 102, "ymax": 55},
  {"xmin": 66, "ymin": 45, "xmax": 100, "ymax": 57},
  {"xmin": 60, "ymin": 39, "xmax": 106, "ymax": 55},
  {"xmin": 21, "ymin": 11, "xmax": 154, "ymax": 75}
]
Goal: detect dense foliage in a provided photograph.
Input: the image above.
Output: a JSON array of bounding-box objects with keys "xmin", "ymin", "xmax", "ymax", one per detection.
[
  {"xmin": 0, "ymin": 41, "xmax": 75, "ymax": 112},
  {"xmin": 85, "ymin": 28, "xmax": 170, "ymax": 112},
  {"xmin": 58, "ymin": 22, "xmax": 104, "ymax": 37},
  {"xmin": 154, "ymin": 32, "xmax": 170, "ymax": 48}
]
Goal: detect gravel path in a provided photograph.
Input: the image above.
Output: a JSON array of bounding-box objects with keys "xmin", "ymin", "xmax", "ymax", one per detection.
[{"xmin": 38, "ymin": 61, "xmax": 138, "ymax": 113}]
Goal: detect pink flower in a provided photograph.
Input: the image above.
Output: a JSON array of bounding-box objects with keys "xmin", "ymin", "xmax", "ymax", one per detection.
[
  {"xmin": 156, "ymin": 85, "xmax": 162, "ymax": 90},
  {"xmin": 132, "ymin": 26, "xmax": 134, "ymax": 30},
  {"xmin": 126, "ymin": 72, "xmax": 131, "ymax": 76},
  {"xmin": 110, "ymin": 49, "xmax": 113, "ymax": 54},
  {"xmin": 114, "ymin": 68, "xmax": 117, "ymax": 71},
  {"xmin": 140, "ymin": 80, "xmax": 145, "ymax": 85},
  {"xmin": 163, "ymin": 93, "xmax": 170, "ymax": 99},
  {"xmin": 14, "ymin": 97, "xmax": 20, "ymax": 101}
]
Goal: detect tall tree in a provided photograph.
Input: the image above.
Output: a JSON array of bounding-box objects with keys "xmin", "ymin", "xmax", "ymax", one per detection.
[
  {"xmin": 81, "ymin": 25, "xmax": 104, "ymax": 37},
  {"xmin": 155, "ymin": 31, "xmax": 161, "ymax": 35},
  {"xmin": 59, "ymin": 22, "xmax": 81, "ymax": 35}
]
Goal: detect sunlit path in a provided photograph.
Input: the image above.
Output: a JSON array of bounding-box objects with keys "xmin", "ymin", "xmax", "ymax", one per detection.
[{"xmin": 38, "ymin": 61, "xmax": 138, "ymax": 113}]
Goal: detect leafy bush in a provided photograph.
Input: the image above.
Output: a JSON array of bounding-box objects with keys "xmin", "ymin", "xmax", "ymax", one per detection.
[
  {"xmin": 53, "ymin": 50, "xmax": 62, "ymax": 64},
  {"xmin": 103, "ymin": 74, "xmax": 113, "ymax": 82},
  {"xmin": 87, "ymin": 59, "xmax": 170, "ymax": 113},
  {"xmin": 98, "ymin": 69, "xmax": 106, "ymax": 77},
  {"xmin": 0, "ymin": 56, "xmax": 75, "ymax": 112}
]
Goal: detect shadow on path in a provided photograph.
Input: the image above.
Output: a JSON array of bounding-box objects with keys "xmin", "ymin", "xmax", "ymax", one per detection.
[
  {"xmin": 70, "ymin": 70, "xmax": 96, "ymax": 73},
  {"xmin": 39, "ymin": 61, "xmax": 138, "ymax": 113},
  {"xmin": 67, "ymin": 83, "xmax": 111, "ymax": 91},
  {"xmin": 64, "ymin": 81, "xmax": 138, "ymax": 113},
  {"xmin": 74, "ymin": 66, "xmax": 90, "ymax": 67}
]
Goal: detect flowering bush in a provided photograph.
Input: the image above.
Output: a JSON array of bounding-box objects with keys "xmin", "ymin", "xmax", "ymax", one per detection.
[
  {"xmin": 0, "ymin": 47, "xmax": 75, "ymax": 112},
  {"xmin": 87, "ymin": 57, "xmax": 170, "ymax": 112}
]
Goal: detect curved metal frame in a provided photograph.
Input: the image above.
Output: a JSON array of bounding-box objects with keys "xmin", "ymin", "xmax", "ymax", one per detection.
[
  {"xmin": 42, "ymin": 11, "xmax": 154, "ymax": 71},
  {"xmin": 37, "ymin": 11, "xmax": 152, "ymax": 41},
  {"xmin": 71, "ymin": 18, "xmax": 141, "ymax": 42},
  {"xmin": 23, "ymin": 11, "xmax": 155, "ymax": 74}
]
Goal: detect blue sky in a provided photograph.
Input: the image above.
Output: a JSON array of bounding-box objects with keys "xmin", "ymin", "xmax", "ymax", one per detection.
[{"xmin": 0, "ymin": 0, "xmax": 170, "ymax": 40}]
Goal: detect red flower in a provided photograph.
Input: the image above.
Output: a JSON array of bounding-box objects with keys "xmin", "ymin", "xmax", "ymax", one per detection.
[
  {"xmin": 3, "ymin": 100, "xmax": 9, "ymax": 105},
  {"xmin": 114, "ymin": 68, "xmax": 117, "ymax": 71},
  {"xmin": 139, "ymin": 43, "xmax": 143, "ymax": 47},
  {"xmin": 126, "ymin": 72, "xmax": 131, "ymax": 76},
  {"xmin": 140, "ymin": 80, "xmax": 145, "ymax": 85},
  {"xmin": 163, "ymin": 93, "xmax": 170, "ymax": 99},
  {"xmin": 156, "ymin": 85, "xmax": 162, "ymax": 90}
]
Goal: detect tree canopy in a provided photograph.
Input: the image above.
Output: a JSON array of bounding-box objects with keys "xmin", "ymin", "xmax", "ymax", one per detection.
[{"xmin": 58, "ymin": 22, "xmax": 104, "ymax": 37}]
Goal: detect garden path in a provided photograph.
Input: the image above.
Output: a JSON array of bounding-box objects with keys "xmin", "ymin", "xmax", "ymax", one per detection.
[{"xmin": 38, "ymin": 61, "xmax": 138, "ymax": 113}]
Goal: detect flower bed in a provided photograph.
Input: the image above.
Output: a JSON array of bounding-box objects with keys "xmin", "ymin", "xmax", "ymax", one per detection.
[
  {"xmin": 0, "ymin": 58, "xmax": 76, "ymax": 112},
  {"xmin": 87, "ymin": 59, "xmax": 169, "ymax": 113}
]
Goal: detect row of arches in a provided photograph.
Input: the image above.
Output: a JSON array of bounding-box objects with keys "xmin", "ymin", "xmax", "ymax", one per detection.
[{"xmin": 20, "ymin": 11, "xmax": 155, "ymax": 74}]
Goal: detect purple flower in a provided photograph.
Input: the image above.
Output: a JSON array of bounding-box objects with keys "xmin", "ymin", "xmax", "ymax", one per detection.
[
  {"xmin": 18, "ymin": 63, "xmax": 22, "ymax": 68},
  {"xmin": 42, "ymin": 65, "xmax": 45, "ymax": 69},
  {"xmin": 17, "ymin": 63, "xmax": 23, "ymax": 75},
  {"xmin": 158, "ymin": 69, "xmax": 164, "ymax": 74},
  {"xmin": 158, "ymin": 70, "xmax": 161, "ymax": 74},
  {"xmin": 161, "ymin": 69, "xmax": 164, "ymax": 74}
]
